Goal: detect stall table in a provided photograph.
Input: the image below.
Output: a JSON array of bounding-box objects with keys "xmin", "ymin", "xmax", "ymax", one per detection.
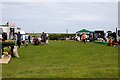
[{"xmin": 0, "ymin": 42, "xmax": 15, "ymax": 58}]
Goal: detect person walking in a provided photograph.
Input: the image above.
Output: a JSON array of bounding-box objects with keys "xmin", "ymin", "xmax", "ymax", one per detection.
[{"xmin": 17, "ymin": 32, "xmax": 21, "ymax": 48}]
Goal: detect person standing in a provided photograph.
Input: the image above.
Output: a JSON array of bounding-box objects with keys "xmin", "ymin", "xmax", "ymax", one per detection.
[
  {"xmin": 89, "ymin": 33, "xmax": 93, "ymax": 42},
  {"xmin": 46, "ymin": 33, "xmax": 49, "ymax": 44},
  {"xmin": 17, "ymin": 32, "xmax": 21, "ymax": 48},
  {"xmin": 82, "ymin": 33, "xmax": 86, "ymax": 43},
  {"xmin": 30, "ymin": 36, "xmax": 32, "ymax": 43},
  {"xmin": 28, "ymin": 35, "xmax": 31, "ymax": 43},
  {"xmin": 22, "ymin": 34, "xmax": 25, "ymax": 45},
  {"xmin": 77, "ymin": 36, "xmax": 80, "ymax": 41},
  {"xmin": 2, "ymin": 33, "xmax": 7, "ymax": 41},
  {"xmin": 38, "ymin": 36, "xmax": 41, "ymax": 43},
  {"xmin": 25, "ymin": 33, "xmax": 29, "ymax": 46},
  {"xmin": 41, "ymin": 32, "xmax": 46, "ymax": 45}
]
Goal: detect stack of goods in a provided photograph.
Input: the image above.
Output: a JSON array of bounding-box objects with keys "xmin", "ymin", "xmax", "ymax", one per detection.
[
  {"xmin": 0, "ymin": 47, "xmax": 11, "ymax": 64},
  {"xmin": 3, "ymin": 47, "xmax": 11, "ymax": 57},
  {"xmin": 2, "ymin": 40, "xmax": 15, "ymax": 46}
]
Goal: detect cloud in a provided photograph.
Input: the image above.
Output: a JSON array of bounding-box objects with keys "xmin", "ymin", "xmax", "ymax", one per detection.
[
  {"xmin": 1, "ymin": 2, "xmax": 118, "ymax": 33},
  {"xmin": 64, "ymin": 14, "xmax": 104, "ymax": 21},
  {"xmin": 1, "ymin": 0, "xmax": 119, "ymax": 2}
]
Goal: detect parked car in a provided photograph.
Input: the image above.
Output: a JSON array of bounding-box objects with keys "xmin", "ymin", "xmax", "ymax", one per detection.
[{"xmin": 58, "ymin": 37, "xmax": 65, "ymax": 40}]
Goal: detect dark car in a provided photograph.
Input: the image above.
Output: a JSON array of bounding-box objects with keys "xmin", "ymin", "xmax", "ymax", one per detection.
[{"xmin": 58, "ymin": 37, "xmax": 65, "ymax": 40}]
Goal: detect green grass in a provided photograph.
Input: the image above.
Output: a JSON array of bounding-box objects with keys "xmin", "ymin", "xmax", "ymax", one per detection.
[{"xmin": 2, "ymin": 41, "xmax": 118, "ymax": 78}]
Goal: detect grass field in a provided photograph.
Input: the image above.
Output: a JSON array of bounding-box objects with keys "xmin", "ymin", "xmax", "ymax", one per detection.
[{"xmin": 2, "ymin": 41, "xmax": 118, "ymax": 78}]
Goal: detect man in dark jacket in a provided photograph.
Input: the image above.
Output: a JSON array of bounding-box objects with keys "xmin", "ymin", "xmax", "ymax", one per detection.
[{"xmin": 17, "ymin": 32, "xmax": 21, "ymax": 48}]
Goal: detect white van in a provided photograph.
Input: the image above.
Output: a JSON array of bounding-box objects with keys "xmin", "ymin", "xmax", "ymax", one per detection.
[
  {"xmin": 0, "ymin": 28, "xmax": 3, "ymax": 39},
  {"xmin": 116, "ymin": 28, "xmax": 120, "ymax": 42}
]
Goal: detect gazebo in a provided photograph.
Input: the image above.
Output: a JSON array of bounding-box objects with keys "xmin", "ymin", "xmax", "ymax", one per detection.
[
  {"xmin": 76, "ymin": 29, "xmax": 92, "ymax": 35},
  {"xmin": 76, "ymin": 29, "xmax": 93, "ymax": 41}
]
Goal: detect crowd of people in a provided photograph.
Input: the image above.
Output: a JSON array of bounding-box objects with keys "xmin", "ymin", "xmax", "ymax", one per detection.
[
  {"xmin": 15, "ymin": 31, "xmax": 119, "ymax": 48},
  {"xmin": 16, "ymin": 32, "xmax": 49, "ymax": 48},
  {"xmin": 73, "ymin": 33, "xmax": 116, "ymax": 45},
  {"xmin": 74, "ymin": 33, "xmax": 91, "ymax": 43}
]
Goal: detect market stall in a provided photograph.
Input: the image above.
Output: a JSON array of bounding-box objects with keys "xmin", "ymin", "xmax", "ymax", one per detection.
[
  {"xmin": 76, "ymin": 29, "xmax": 93, "ymax": 41},
  {"xmin": 1, "ymin": 40, "xmax": 15, "ymax": 56},
  {"xmin": 0, "ymin": 40, "xmax": 15, "ymax": 64},
  {"xmin": 0, "ymin": 22, "xmax": 19, "ymax": 64}
]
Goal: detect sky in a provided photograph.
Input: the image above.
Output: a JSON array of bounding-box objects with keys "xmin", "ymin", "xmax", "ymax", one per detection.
[{"xmin": 0, "ymin": 0, "xmax": 119, "ymax": 33}]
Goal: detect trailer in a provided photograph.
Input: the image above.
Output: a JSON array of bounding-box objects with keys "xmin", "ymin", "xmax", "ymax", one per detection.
[
  {"xmin": 116, "ymin": 28, "xmax": 120, "ymax": 42},
  {"xmin": 0, "ymin": 22, "xmax": 15, "ymax": 40},
  {"xmin": 0, "ymin": 28, "xmax": 3, "ymax": 38},
  {"xmin": 94, "ymin": 29, "xmax": 105, "ymax": 40}
]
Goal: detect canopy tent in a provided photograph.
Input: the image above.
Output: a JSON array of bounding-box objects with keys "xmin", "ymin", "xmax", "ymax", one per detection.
[
  {"xmin": 15, "ymin": 30, "xmax": 26, "ymax": 35},
  {"xmin": 15, "ymin": 29, "xmax": 26, "ymax": 35},
  {"xmin": 20, "ymin": 31, "xmax": 26, "ymax": 35},
  {"xmin": 76, "ymin": 29, "xmax": 92, "ymax": 34},
  {"xmin": 0, "ymin": 28, "xmax": 3, "ymax": 34}
]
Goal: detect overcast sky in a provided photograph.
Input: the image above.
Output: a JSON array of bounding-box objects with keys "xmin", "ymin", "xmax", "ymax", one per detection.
[{"xmin": 0, "ymin": 0, "xmax": 118, "ymax": 33}]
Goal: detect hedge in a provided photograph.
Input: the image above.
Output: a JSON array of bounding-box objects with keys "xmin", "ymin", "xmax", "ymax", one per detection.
[
  {"xmin": 29, "ymin": 33, "xmax": 76, "ymax": 40},
  {"xmin": 49, "ymin": 34, "xmax": 76, "ymax": 40}
]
